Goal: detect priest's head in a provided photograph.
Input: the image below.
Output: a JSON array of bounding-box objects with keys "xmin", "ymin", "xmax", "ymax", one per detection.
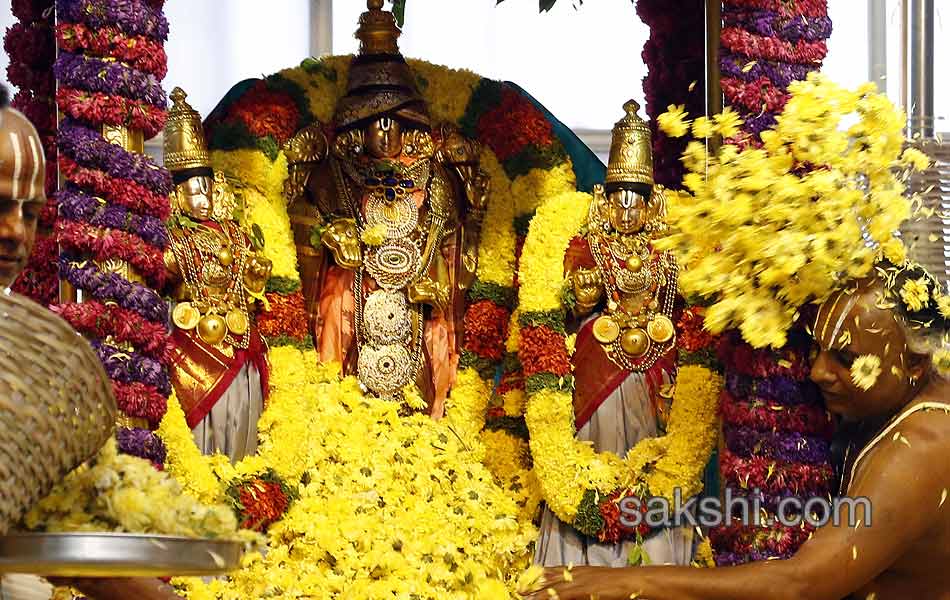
[{"xmin": 0, "ymin": 85, "xmax": 46, "ymax": 288}]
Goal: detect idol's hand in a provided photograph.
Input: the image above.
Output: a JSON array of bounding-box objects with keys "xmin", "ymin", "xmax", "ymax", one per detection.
[
  {"xmin": 521, "ymin": 566, "xmax": 641, "ymax": 600},
  {"xmin": 463, "ymin": 169, "xmax": 491, "ymax": 218},
  {"xmin": 243, "ymin": 254, "xmax": 273, "ymax": 295},
  {"xmin": 321, "ymin": 218, "xmax": 362, "ymax": 269},
  {"xmin": 572, "ymin": 267, "xmax": 603, "ymax": 314},
  {"xmin": 408, "ymin": 277, "xmax": 450, "ymax": 313}
]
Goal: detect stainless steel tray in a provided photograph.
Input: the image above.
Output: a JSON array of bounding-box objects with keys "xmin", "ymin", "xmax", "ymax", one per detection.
[{"xmin": 0, "ymin": 533, "xmax": 244, "ymax": 577}]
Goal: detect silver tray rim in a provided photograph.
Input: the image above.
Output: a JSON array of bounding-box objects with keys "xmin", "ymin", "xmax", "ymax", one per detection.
[{"xmin": 0, "ymin": 532, "xmax": 244, "ymax": 577}]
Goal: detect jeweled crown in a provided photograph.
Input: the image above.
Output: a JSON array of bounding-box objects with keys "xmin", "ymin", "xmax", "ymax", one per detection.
[
  {"xmin": 164, "ymin": 87, "xmax": 211, "ymax": 174},
  {"xmin": 606, "ymin": 100, "xmax": 654, "ymax": 188}
]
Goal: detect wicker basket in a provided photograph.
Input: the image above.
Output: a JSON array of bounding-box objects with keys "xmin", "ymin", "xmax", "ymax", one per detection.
[{"xmin": 0, "ymin": 289, "xmax": 116, "ymax": 535}]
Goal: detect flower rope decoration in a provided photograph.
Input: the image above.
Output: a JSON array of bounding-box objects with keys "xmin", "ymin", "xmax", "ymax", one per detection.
[
  {"xmin": 517, "ymin": 189, "xmax": 722, "ymax": 543},
  {"xmin": 52, "ymin": 0, "xmax": 174, "ymax": 461},
  {"xmin": 8, "ymin": 0, "xmax": 60, "ymax": 305},
  {"xmin": 720, "ymin": 0, "xmax": 832, "ymax": 142}
]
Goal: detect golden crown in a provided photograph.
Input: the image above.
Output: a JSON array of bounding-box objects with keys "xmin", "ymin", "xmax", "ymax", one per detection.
[
  {"xmin": 357, "ymin": 0, "xmax": 400, "ymax": 55},
  {"xmin": 163, "ymin": 87, "xmax": 211, "ymax": 174},
  {"xmin": 605, "ymin": 100, "xmax": 653, "ymax": 187}
]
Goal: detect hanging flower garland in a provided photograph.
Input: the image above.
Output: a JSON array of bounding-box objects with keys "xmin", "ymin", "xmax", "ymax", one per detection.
[
  {"xmin": 720, "ymin": 0, "xmax": 832, "ymax": 142},
  {"xmin": 52, "ymin": 0, "xmax": 173, "ymax": 461},
  {"xmin": 8, "ymin": 0, "xmax": 59, "ymax": 306},
  {"xmin": 636, "ymin": 0, "xmax": 706, "ymax": 189},
  {"xmin": 517, "ymin": 189, "xmax": 722, "ymax": 543}
]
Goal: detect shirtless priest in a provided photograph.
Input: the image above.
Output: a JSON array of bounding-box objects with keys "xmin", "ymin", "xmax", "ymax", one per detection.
[{"xmin": 526, "ymin": 262, "xmax": 950, "ymax": 600}]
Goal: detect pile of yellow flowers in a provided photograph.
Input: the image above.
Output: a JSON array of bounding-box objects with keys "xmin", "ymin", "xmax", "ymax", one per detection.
[
  {"xmin": 173, "ymin": 360, "xmax": 537, "ymax": 599},
  {"xmin": 655, "ymin": 73, "xmax": 931, "ymax": 348},
  {"xmin": 24, "ymin": 439, "xmax": 247, "ymax": 542}
]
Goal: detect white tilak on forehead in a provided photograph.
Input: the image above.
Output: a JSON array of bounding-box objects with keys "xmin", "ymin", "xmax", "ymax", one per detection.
[
  {"xmin": 9, "ymin": 131, "xmax": 23, "ymax": 200},
  {"xmin": 26, "ymin": 133, "xmax": 40, "ymax": 200}
]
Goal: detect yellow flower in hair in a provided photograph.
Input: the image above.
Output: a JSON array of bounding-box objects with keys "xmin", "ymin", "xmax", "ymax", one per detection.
[
  {"xmin": 658, "ymin": 104, "xmax": 690, "ymax": 138},
  {"xmin": 933, "ymin": 348, "xmax": 950, "ymax": 378},
  {"xmin": 851, "ymin": 354, "xmax": 882, "ymax": 391},
  {"xmin": 938, "ymin": 295, "xmax": 950, "ymax": 319},
  {"xmin": 360, "ymin": 223, "xmax": 387, "ymax": 246},
  {"xmin": 899, "ymin": 277, "xmax": 931, "ymax": 312}
]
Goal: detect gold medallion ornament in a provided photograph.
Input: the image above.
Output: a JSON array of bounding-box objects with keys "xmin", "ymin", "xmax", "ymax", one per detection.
[
  {"xmin": 226, "ymin": 309, "xmax": 250, "ymax": 336},
  {"xmin": 363, "ymin": 290, "xmax": 411, "ymax": 345},
  {"xmin": 172, "ymin": 302, "xmax": 200, "ymax": 331},
  {"xmin": 620, "ymin": 327, "xmax": 651, "ymax": 358},
  {"xmin": 647, "ymin": 314, "xmax": 675, "ymax": 344},
  {"xmin": 592, "ymin": 315, "xmax": 621, "ymax": 344}
]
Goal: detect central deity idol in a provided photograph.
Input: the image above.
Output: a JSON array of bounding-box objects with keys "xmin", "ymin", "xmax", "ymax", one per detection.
[{"xmin": 283, "ymin": 0, "xmax": 489, "ymax": 417}]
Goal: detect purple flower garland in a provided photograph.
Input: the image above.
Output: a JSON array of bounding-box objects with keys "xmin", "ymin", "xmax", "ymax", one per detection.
[
  {"xmin": 93, "ymin": 340, "xmax": 171, "ymax": 395},
  {"xmin": 116, "ymin": 427, "xmax": 167, "ymax": 464},
  {"xmin": 58, "ymin": 185, "xmax": 169, "ymax": 249},
  {"xmin": 57, "ymin": 0, "xmax": 169, "ymax": 41},
  {"xmin": 58, "ymin": 119, "xmax": 173, "ymax": 195},
  {"xmin": 54, "ymin": 51, "xmax": 167, "ymax": 108},
  {"xmin": 725, "ymin": 372, "xmax": 823, "ymax": 405},
  {"xmin": 720, "ymin": 50, "xmax": 813, "ymax": 89},
  {"xmin": 724, "ymin": 427, "xmax": 831, "ymax": 464},
  {"xmin": 723, "ymin": 8, "xmax": 832, "ymax": 42},
  {"xmin": 59, "ymin": 258, "xmax": 168, "ymax": 324}
]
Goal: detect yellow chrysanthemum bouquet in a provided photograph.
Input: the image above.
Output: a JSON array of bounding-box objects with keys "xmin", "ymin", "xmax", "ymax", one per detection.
[{"xmin": 655, "ymin": 73, "xmax": 930, "ymax": 348}]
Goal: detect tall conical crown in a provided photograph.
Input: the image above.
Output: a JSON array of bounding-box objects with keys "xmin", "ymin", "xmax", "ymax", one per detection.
[
  {"xmin": 164, "ymin": 87, "xmax": 211, "ymax": 176},
  {"xmin": 605, "ymin": 100, "xmax": 653, "ymax": 188},
  {"xmin": 333, "ymin": 0, "xmax": 429, "ymax": 132}
]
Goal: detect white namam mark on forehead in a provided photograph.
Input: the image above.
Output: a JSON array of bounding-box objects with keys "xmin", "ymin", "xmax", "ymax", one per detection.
[
  {"xmin": 9, "ymin": 131, "xmax": 23, "ymax": 200},
  {"xmin": 26, "ymin": 134, "xmax": 40, "ymax": 200}
]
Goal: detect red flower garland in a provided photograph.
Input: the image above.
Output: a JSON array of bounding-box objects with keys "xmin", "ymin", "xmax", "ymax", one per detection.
[
  {"xmin": 226, "ymin": 81, "xmax": 301, "ymax": 146},
  {"xmin": 56, "ymin": 87, "xmax": 166, "ymax": 138},
  {"xmin": 56, "ymin": 220, "xmax": 167, "ymax": 288},
  {"xmin": 113, "ymin": 380, "xmax": 169, "ymax": 425},
  {"xmin": 462, "ymin": 300, "xmax": 510, "ymax": 361},
  {"xmin": 476, "ymin": 89, "xmax": 555, "ymax": 162},
  {"xmin": 721, "ymin": 76, "xmax": 791, "ymax": 114},
  {"xmin": 710, "ymin": 522, "xmax": 815, "ymax": 556},
  {"xmin": 721, "ymin": 28, "xmax": 829, "ymax": 65},
  {"xmin": 56, "ymin": 23, "xmax": 168, "ymax": 79},
  {"xmin": 51, "ymin": 300, "xmax": 175, "ymax": 363},
  {"xmin": 236, "ymin": 479, "xmax": 291, "ymax": 532},
  {"xmin": 11, "ymin": 235, "xmax": 59, "ymax": 305},
  {"xmin": 719, "ymin": 448, "xmax": 833, "ymax": 497},
  {"xmin": 60, "ymin": 157, "xmax": 171, "ymax": 220},
  {"xmin": 519, "ymin": 325, "xmax": 572, "ymax": 378},
  {"xmin": 598, "ymin": 491, "xmax": 651, "ymax": 544},
  {"xmin": 720, "ymin": 391, "xmax": 834, "ymax": 438}
]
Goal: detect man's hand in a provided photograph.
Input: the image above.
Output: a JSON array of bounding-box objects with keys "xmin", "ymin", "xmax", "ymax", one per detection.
[
  {"xmin": 48, "ymin": 577, "xmax": 183, "ymax": 600},
  {"xmin": 522, "ymin": 566, "xmax": 641, "ymax": 600}
]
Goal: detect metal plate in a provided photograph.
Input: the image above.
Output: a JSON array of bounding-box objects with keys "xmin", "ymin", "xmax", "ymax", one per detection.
[{"xmin": 0, "ymin": 533, "xmax": 243, "ymax": 577}]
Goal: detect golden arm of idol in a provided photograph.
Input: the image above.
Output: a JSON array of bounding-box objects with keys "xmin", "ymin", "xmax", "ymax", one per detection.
[{"xmin": 433, "ymin": 123, "xmax": 489, "ymax": 294}]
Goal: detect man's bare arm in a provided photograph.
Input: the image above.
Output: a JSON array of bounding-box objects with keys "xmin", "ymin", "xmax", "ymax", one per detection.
[{"xmin": 527, "ymin": 411, "xmax": 950, "ymax": 600}]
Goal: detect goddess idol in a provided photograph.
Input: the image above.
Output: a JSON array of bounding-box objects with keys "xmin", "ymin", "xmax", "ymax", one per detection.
[
  {"xmin": 534, "ymin": 101, "xmax": 693, "ymax": 567},
  {"xmin": 163, "ymin": 88, "xmax": 272, "ymax": 463},
  {"xmin": 282, "ymin": 0, "xmax": 489, "ymax": 417}
]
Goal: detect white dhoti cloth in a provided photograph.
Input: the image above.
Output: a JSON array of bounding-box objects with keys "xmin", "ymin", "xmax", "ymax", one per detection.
[
  {"xmin": 191, "ymin": 363, "xmax": 263, "ymax": 464},
  {"xmin": 0, "ymin": 575, "xmax": 52, "ymax": 600},
  {"xmin": 534, "ymin": 372, "xmax": 694, "ymax": 567}
]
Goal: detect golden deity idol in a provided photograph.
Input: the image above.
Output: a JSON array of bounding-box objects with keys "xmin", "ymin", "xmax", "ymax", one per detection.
[
  {"xmin": 535, "ymin": 100, "xmax": 689, "ymax": 568},
  {"xmin": 163, "ymin": 88, "xmax": 272, "ymax": 462},
  {"xmin": 283, "ymin": 0, "xmax": 488, "ymax": 416}
]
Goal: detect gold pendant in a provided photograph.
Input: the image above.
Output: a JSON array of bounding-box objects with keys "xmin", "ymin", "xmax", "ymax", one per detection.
[
  {"xmin": 197, "ymin": 313, "xmax": 228, "ymax": 346},
  {"xmin": 620, "ymin": 327, "xmax": 651, "ymax": 358},
  {"xmin": 647, "ymin": 315, "xmax": 675, "ymax": 344},
  {"xmin": 226, "ymin": 309, "xmax": 249, "ymax": 336},
  {"xmin": 592, "ymin": 316, "xmax": 621, "ymax": 344},
  {"xmin": 172, "ymin": 302, "xmax": 200, "ymax": 331}
]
